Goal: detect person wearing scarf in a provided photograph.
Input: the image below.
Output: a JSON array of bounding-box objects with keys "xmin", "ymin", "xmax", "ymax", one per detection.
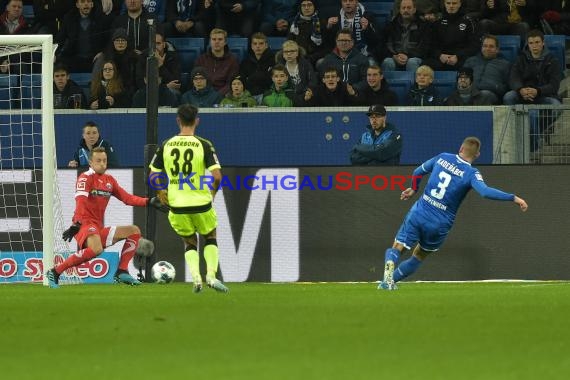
[
  {"xmin": 324, "ymin": 0, "xmax": 381, "ymax": 58},
  {"xmin": 288, "ymin": 0, "xmax": 330, "ymax": 65}
]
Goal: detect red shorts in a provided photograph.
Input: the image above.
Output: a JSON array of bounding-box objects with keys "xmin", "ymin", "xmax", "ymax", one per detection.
[{"xmin": 74, "ymin": 223, "xmax": 116, "ymax": 249}]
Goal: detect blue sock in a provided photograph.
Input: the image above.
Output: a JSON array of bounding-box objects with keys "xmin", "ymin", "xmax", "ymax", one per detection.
[
  {"xmin": 393, "ymin": 256, "xmax": 422, "ymax": 283},
  {"xmin": 384, "ymin": 248, "xmax": 400, "ymax": 265}
]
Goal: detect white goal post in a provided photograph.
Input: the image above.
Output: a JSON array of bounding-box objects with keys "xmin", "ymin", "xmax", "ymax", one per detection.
[{"xmin": 0, "ymin": 35, "xmax": 79, "ymax": 285}]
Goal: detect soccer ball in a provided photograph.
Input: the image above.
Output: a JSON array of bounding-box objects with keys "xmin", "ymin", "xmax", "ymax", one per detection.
[{"xmin": 151, "ymin": 261, "xmax": 176, "ymax": 284}]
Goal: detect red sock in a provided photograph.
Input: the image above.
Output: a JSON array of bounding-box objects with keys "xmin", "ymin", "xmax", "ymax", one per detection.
[
  {"xmin": 118, "ymin": 234, "xmax": 141, "ymax": 271},
  {"xmin": 55, "ymin": 247, "xmax": 98, "ymax": 274}
]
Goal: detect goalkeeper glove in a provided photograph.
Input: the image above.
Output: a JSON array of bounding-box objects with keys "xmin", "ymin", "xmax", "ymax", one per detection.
[
  {"xmin": 149, "ymin": 196, "xmax": 170, "ymax": 213},
  {"xmin": 62, "ymin": 222, "xmax": 81, "ymax": 242}
]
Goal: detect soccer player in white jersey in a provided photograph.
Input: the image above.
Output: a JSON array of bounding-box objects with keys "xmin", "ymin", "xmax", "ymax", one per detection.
[{"xmin": 379, "ymin": 137, "xmax": 528, "ymax": 290}]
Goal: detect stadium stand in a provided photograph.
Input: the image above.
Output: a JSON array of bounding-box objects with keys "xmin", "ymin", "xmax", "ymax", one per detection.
[
  {"xmin": 496, "ymin": 35, "xmax": 520, "ymax": 64},
  {"xmin": 20, "ymin": 73, "xmax": 42, "ymax": 109},
  {"xmin": 544, "ymin": 34, "xmax": 566, "ymax": 73},
  {"xmin": 267, "ymin": 36, "xmax": 287, "ymax": 52},
  {"xmin": 168, "ymin": 37, "xmax": 205, "ymax": 73},
  {"xmin": 71, "ymin": 72, "xmax": 92, "ymax": 100},
  {"xmin": 226, "ymin": 37, "xmax": 249, "ymax": 63},
  {"xmin": 361, "ymin": 2, "xmax": 393, "ymax": 27},
  {"xmin": 433, "ymin": 71, "xmax": 458, "ymax": 100},
  {"xmin": 0, "ymin": 74, "xmax": 17, "ymax": 109},
  {"xmin": 383, "ymin": 70, "xmax": 414, "ymax": 104}
]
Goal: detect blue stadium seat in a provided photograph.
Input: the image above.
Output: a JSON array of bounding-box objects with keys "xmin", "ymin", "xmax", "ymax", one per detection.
[
  {"xmin": 71, "ymin": 72, "xmax": 92, "ymax": 100},
  {"xmin": 180, "ymin": 72, "xmax": 190, "ymax": 90},
  {"xmin": 0, "ymin": 74, "xmax": 18, "ymax": 109},
  {"xmin": 23, "ymin": 5, "xmax": 34, "ymax": 22},
  {"xmin": 383, "ymin": 70, "xmax": 414, "ymax": 104},
  {"xmin": 20, "ymin": 74, "xmax": 42, "ymax": 109},
  {"xmin": 226, "ymin": 37, "xmax": 249, "ymax": 63},
  {"xmin": 361, "ymin": 2, "xmax": 393, "ymax": 27},
  {"xmin": 544, "ymin": 34, "xmax": 566, "ymax": 73},
  {"xmin": 496, "ymin": 35, "xmax": 520, "ymax": 64},
  {"xmin": 433, "ymin": 71, "xmax": 457, "ymax": 100},
  {"xmin": 267, "ymin": 36, "xmax": 287, "ymax": 52},
  {"xmin": 168, "ymin": 37, "xmax": 205, "ymax": 73}
]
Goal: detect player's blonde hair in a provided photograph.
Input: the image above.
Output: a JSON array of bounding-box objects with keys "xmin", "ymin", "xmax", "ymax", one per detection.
[{"xmin": 461, "ymin": 137, "xmax": 481, "ymax": 158}]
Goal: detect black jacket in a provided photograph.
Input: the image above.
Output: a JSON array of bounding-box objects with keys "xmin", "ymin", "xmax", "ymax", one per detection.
[
  {"xmin": 509, "ymin": 48, "xmax": 562, "ymax": 101},
  {"xmin": 239, "ymin": 48, "xmax": 275, "ymax": 96}
]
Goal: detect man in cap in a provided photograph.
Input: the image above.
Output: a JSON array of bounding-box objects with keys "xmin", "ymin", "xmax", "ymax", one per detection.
[
  {"xmin": 180, "ymin": 66, "xmax": 223, "ymax": 107},
  {"xmin": 444, "ymin": 67, "xmax": 495, "ymax": 106},
  {"xmin": 350, "ymin": 104, "xmax": 403, "ymax": 165}
]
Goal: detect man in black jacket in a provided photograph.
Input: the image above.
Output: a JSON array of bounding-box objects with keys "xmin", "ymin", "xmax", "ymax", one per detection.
[
  {"xmin": 55, "ymin": 0, "xmax": 111, "ymax": 72},
  {"xmin": 503, "ymin": 29, "xmax": 562, "ymax": 151}
]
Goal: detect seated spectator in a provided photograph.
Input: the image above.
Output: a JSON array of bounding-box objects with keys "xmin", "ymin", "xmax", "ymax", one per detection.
[
  {"xmin": 93, "ymin": 28, "xmax": 139, "ymax": 94},
  {"xmin": 262, "ymin": 64, "xmax": 296, "ymax": 107},
  {"xmin": 195, "ymin": 28, "xmax": 240, "ymax": 95},
  {"xmin": 407, "ymin": 64, "xmax": 442, "ymax": 105},
  {"xmin": 220, "ymin": 75, "xmax": 258, "ymax": 107},
  {"xmin": 318, "ymin": 28, "xmax": 369, "ymax": 89},
  {"xmin": 0, "ymin": 0, "xmax": 31, "ymax": 35},
  {"xmin": 540, "ymin": 0, "xmax": 570, "ymax": 35},
  {"xmin": 323, "ymin": 0, "xmax": 381, "ymax": 59},
  {"xmin": 68, "ymin": 121, "xmax": 119, "ymax": 168},
  {"xmin": 287, "ymin": 0, "xmax": 329, "ymax": 66},
  {"xmin": 53, "ymin": 63, "xmax": 88, "ymax": 109},
  {"xmin": 31, "ymin": 0, "xmax": 74, "ymax": 36},
  {"xmin": 180, "ymin": 66, "xmax": 222, "ymax": 107},
  {"xmin": 163, "ymin": 0, "xmax": 214, "ymax": 38},
  {"xmin": 392, "ymin": 0, "xmax": 442, "ymax": 23},
  {"xmin": 350, "ymin": 104, "xmax": 402, "ymax": 165},
  {"xmin": 302, "ymin": 66, "xmax": 354, "ymax": 106},
  {"xmin": 111, "ymin": 0, "xmax": 153, "ymax": 53},
  {"xmin": 55, "ymin": 0, "xmax": 111, "ymax": 73},
  {"xmin": 503, "ymin": 30, "xmax": 562, "ymax": 151},
  {"xmin": 136, "ymin": 30, "xmax": 181, "ymax": 97},
  {"xmin": 275, "ymin": 39, "xmax": 317, "ymax": 96},
  {"xmin": 479, "ymin": 0, "xmax": 533, "ymax": 42},
  {"xmin": 463, "ymin": 34, "xmax": 511, "ymax": 104},
  {"xmin": 239, "ymin": 32, "xmax": 275, "ymax": 104},
  {"xmin": 352, "ymin": 65, "xmax": 398, "ymax": 106},
  {"xmin": 503, "ymin": 30, "xmax": 562, "ymax": 105},
  {"xmin": 89, "ymin": 60, "xmax": 132, "ymax": 109},
  {"xmin": 445, "ymin": 67, "xmax": 495, "ymax": 105},
  {"xmin": 423, "ymin": 0, "xmax": 479, "ymax": 71},
  {"xmin": 132, "ymin": 74, "xmax": 179, "ymax": 107},
  {"xmin": 260, "ymin": 0, "xmax": 296, "ymax": 37},
  {"xmin": 381, "ymin": 0, "xmax": 432, "ymax": 74},
  {"xmin": 215, "ymin": 0, "xmax": 259, "ymax": 38}
]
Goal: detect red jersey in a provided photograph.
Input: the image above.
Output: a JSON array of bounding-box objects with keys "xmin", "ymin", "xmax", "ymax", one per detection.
[{"xmin": 73, "ymin": 168, "xmax": 148, "ymax": 227}]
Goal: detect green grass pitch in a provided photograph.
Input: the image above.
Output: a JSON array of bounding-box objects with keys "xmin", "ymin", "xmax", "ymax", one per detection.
[{"xmin": 1, "ymin": 282, "xmax": 569, "ymax": 380}]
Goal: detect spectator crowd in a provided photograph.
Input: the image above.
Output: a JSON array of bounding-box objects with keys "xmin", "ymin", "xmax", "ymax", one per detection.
[{"xmin": 0, "ymin": 0, "xmax": 567, "ymax": 109}]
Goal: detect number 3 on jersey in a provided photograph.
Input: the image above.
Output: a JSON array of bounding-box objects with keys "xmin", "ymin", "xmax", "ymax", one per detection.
[
  {"xmin": 169, "ymin": 148, "xmax": 194, "ymax": 176},
  {"xmin": 430, "ymin": 171, "xmax": 452, "ymax": 199}
]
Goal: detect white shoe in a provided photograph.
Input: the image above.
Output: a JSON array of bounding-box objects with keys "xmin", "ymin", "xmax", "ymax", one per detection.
[{"xmin": 382, "ymin": 261, "xmax": 396, "ymax": 290}]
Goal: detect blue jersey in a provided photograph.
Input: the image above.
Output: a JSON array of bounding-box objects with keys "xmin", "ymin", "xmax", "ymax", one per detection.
[{"xmin": 411, "ymin": 153, "xmax": 515, "ymax": 224}]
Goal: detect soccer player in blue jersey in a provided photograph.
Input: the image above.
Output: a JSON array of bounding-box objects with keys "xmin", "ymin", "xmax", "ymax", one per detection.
[{"xmin": 379, "ymin": 137, "xmax": 528, "ymax": 290}]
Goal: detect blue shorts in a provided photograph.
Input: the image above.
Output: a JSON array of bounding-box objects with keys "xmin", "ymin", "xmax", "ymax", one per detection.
[{"xmin": 394, "ymin": 208, "xmax": 452, "ymax": 252}]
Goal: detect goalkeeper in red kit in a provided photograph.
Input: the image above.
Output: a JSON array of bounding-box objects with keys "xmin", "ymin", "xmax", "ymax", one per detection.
[{"xmin": 46, "ymin": 147, "xmax": 167, "ymax": 288}]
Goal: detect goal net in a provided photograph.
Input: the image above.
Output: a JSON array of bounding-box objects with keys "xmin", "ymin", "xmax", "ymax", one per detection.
[{"xmin": 0, "ymin": 35, "xmax": 80, "ymax": 285}]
